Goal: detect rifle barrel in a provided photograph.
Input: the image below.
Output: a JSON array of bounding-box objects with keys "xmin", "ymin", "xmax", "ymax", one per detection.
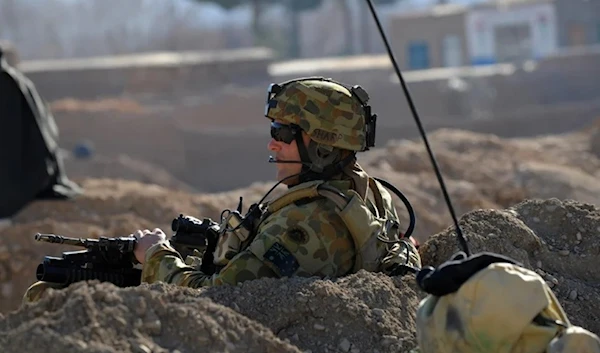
[{"xmin": 34, "ymin": 233, "xmax": 87, "ymax": 246}]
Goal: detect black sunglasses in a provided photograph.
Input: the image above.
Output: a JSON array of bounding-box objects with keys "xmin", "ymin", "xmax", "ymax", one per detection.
[{"xmin": 270, "ymin": 121, "xmax": 299, "ymax": 144}]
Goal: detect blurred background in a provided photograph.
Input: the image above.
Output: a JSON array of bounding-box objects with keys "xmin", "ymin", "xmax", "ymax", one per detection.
[{"xmin": 1, "ymin": 0, "xmax": 599, "ymax": 193}]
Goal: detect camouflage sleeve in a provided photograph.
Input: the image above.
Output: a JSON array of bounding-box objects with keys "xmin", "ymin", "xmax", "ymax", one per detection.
[
  {"xmin": 140, "ymin": 241, "xmax": 278, "ymax": 287},
  {"xmin": 140, "ymin": 197, "xmax": 355, "ymax": 288}
]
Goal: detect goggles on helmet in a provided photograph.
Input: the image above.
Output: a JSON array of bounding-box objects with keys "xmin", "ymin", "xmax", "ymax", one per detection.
[{"xmin": 264, "ymin": 83, "xmax": 282, "ymax": 118}]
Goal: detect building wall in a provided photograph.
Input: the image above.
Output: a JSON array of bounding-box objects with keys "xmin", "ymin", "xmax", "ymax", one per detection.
[
  {"xmin": 554, "ymin": 0, "xmax": 600, "ymax": 48},
  {"xmin": 389, "ymin": 5, "xmax": 469, "ymax": 70},
  {"xmin": 18, "ymin": 48, "xmax": 274, "ymax": 101},
  {"xmin": 389, "ymin": 0, "xmax": 564, "ymax": 69},
  {"xmin": 296, "ymin": 0, "xmax": 429, "ymax": 59},
  {"xmin": 466, "ymin": 1, "xmax": 558, "ymax": 65}
]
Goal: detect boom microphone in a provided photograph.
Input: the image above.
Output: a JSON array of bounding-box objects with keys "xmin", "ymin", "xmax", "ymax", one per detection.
[{"xmin": 268, "ymin": 156, "xmax": 307, "ymax": 165}]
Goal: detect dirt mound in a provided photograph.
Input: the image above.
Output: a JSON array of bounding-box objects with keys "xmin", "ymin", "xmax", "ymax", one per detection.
[
  {"xmin": 420, "ymin": 198, "xmax": 600, "ymax": 334},
  {"xmin": 0, "ymin": 273, "xmax": 420, "ymax": 353},
  {"xmin": 0, "ymin": 281, "xmax": 302, "ymax": 353},
  {"xmin": 359, "ymin": 128, "xmax": 600, "ymax": 240},
  {"xmin": 1, "ymin": 198, "xmax": 598, "ymax": 353},
  {"xmin": 63, "ymin": 154, "xmax": 197, "ymax": 192},
  {"xmin": 193, "ymin": 272, "xmax": 420, "ymax": 353}
]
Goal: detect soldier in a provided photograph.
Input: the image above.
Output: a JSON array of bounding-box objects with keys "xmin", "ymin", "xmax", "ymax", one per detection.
[
  {"xmin": 22, "ymin": 76, "xmax": 420, "ymax": 302},
  {"xmin": 134, "ymin": 77, "xmax": 421, "ymax": 288}
]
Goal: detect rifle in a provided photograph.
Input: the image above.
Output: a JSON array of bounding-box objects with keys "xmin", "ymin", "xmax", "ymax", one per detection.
[
  {"xmin": 33, "ymin": 214, "xmax": 222, "ymax": 289},
  {"xmin": 34, "ymin": 233, "xmax": 141, "ymax": 288}
]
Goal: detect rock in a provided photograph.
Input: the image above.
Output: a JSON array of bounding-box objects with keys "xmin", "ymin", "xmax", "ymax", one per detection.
[
  {"xmin": 313, "ymin": 324, "xmax": 326, "ymax": 331},
  {"xmin": 559, "ymin": 249, "xmax": 570, "ymax": 256},
  {"xmin": 338, "ymin": 338, "xmax": 351, "ymax": 352},
  {"xmin": 132, "ymin": 343, "xmax": 152, "ymax": 353},
  {"xmin": 569, "ymin": 290, "xmax": 578, "ymax": 301}
]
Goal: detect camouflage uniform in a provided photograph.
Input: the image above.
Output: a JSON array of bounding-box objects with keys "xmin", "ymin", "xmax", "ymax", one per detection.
[
  {"xmin": 142, "ymin": 77, "xmax": 421, "ymax": 288},
  {"xmin": 415, "ymin": 262, "xmax": 600, "ymax": 353},
  {"xmin": 143, "ymin": 178, "xmax": 386, "ymax": 286}
]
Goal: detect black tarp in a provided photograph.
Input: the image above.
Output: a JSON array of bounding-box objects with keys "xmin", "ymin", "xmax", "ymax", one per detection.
[{"xmin": 0, "ymin": 49, "xmax": 82, "ymax": 218}]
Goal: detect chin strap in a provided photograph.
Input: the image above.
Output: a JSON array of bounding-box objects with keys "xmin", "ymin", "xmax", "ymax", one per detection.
[
  {"xmin": 295, "ymin": 135, "xmax": 356, "ymax": 184},
  {"xmin": 296, "ymin": 133, "xmax": 313, "ymax": 177}
]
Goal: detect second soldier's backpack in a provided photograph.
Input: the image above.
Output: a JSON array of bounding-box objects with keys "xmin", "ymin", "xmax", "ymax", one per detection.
[{"xmin": 415, "ymin": 261, "xmax": 600, "ymax": 353}]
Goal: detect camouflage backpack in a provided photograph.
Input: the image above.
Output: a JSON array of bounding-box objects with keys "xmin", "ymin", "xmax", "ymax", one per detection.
[{"xmin": 415, "ymin": 261, "xmax": 600, "ymax": 353}]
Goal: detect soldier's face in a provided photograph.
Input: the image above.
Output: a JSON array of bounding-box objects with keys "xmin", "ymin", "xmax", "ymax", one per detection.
[{"xmin": 267, "ymin": 121, "xmax": 310, "ymax": 185}]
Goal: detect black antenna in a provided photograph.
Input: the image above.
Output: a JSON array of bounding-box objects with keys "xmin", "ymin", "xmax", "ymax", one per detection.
[{"xmin": 364, "ymin": 0, "xmax": 470, "ymax": 256}]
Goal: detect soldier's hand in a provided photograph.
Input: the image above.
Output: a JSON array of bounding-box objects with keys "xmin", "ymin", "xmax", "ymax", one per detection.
[{"xmin": 133, "ymin": 228, "xmax": 167, "ymax": 264}]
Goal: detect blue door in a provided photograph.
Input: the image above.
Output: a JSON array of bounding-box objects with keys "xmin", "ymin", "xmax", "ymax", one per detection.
[{"xmin": 408, "ymin": 41, "xmax": 430, "ymax": 70}]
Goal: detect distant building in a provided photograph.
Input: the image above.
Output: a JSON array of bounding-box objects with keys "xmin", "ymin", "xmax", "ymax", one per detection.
[
  {"xmin": 389, "ymin": 0, "xmax": 559, "ymax": 69},
  {"xmin": 389, "ymin": 4, "xmax": 469, "ymax": 70},
  {"xmin": 554, "ymin": 0, "xmax": 600, "ymax": 48},
  {"xmin": 467, "ymin": 0, "xmax": 557, "ymax": 64}
]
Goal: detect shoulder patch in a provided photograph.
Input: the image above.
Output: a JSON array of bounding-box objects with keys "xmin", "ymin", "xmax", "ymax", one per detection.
[
  {"xmin": 285, "ymin": 227, "xmax": 309, "ymax": 245},
  {"xmin": 264, "ymin": 242, "xmax": 300, "ymax": 277}
]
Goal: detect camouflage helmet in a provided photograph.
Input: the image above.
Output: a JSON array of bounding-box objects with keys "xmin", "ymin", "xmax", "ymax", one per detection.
[{"xmin": 264, "ymin": 77, "xmax": 376, "ymax": 152}]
